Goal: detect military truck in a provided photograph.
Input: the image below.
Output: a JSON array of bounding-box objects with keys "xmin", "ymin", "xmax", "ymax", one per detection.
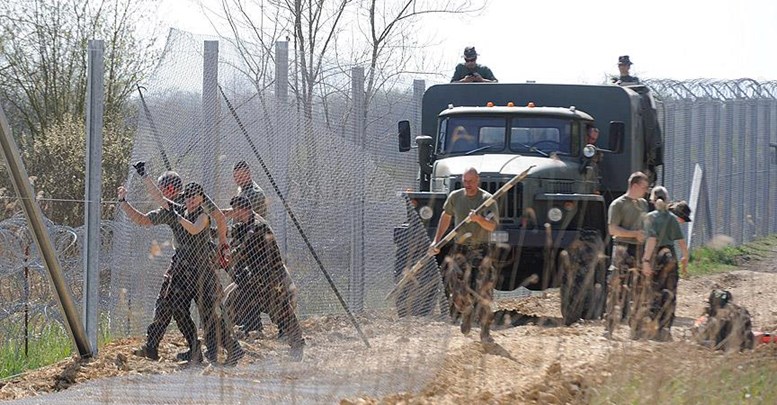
[{"xmin": 393, "ymin": 83, "xmax": 663, "ymax": 325}]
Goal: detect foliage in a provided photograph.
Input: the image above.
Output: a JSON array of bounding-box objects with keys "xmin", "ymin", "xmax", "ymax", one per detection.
[
  {"xmin": 19, "ymin": 113, "xmax": 134, "ymax": 225},
  {"xmin": 0, "ymin": 0, "xmax": 159, "ymax": 225}
]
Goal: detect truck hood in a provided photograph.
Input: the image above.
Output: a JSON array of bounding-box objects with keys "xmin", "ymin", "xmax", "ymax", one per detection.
[{"xmin": 433, "ymin": 154, "xmax": 580, "ymax": 179}]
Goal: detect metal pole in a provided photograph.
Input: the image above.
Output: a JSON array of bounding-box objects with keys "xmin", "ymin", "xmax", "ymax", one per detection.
[
  {"xmin": 349, "ymin": 67, "xmax": 365, "ymax": 312},
  {"xmin": 275, "ymin": 40, "xmax": 289, "ymax": 253},
  {"xmin": 0, "ymin": 107, "xmax": 92, "ymax": 358},
  {"xmin": 83, "ymin": 39, "xmax": 104, "ymax": 354},
  {"xmin": 202, "ymin": 40, "xmax": 220, "ymax": 194}
]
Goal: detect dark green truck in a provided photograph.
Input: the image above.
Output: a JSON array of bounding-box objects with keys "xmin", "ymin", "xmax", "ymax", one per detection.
[{"xmin": 393, "ymin": 83, "xmax": 663, "ymax": 324}]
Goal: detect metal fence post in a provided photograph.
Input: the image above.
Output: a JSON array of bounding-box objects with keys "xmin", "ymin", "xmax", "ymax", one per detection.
[{"xmin": 83, "ymin": 39, "xmax": 104, "ymax": 354}]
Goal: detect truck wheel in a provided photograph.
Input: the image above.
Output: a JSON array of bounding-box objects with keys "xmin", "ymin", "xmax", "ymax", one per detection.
[{"xmin": 560, "ymin": 233, "xmax": 606, "ymax": 326}]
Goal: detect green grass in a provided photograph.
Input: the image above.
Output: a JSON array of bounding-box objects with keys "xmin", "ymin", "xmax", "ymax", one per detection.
[
  {"xmin": 590, "ymin": 350, "xmax": 777, "ymax": 404},
  {"xmin": 0, "ymin": 322, "xmax": 72, "ymax": 379},
  {"xmin": 688, "ymin": 235, "xmax": 777, "ymax": 276},
  {"xmin": 0, "ymin": 314, "xmax": 114, "ymax": 380}
]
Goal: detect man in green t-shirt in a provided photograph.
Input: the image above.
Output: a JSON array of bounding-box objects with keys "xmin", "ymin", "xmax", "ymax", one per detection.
[
  {"xmin": 450, "ymin": 47, "xmax": 497, "ymax": 83},
  {"xmin": 605, "ymin": 171, "xmax": 649, "ymax": 333},
  {"xmin": 431, "ymin": 167, "xmax": 499, "ymax": 343}
]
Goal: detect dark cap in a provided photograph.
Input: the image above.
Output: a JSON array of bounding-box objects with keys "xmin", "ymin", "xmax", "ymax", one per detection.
[
  {"xmin": 229, "ymin": 195, "xmax": 252, "ymax": 211},
  {"xmin": 463, "ymin": 46, "xmax": 478, "ymax": 59},
  {"xmin": 618, "ymin": 55, "xmax": 633, "ymax": 65},
  {"xmin": 669, "ymin": 200, "xmax": 692, "ymax": 222},
  {"xmin": 183, "ymin": 182, "xmax": 205, "ymax": 198}
]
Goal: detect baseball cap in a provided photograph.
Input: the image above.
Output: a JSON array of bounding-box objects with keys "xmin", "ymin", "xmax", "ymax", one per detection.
[
  {"xmin": 463, "ymin": 46, "xmax": 478, "ymax": 59},
  {"xmin": 229, "ymin": 195, "xmax": 252, "ymax": 211},
  {"xmin": 618, "ymin": 55, "xmax": 633, "ymax": 66},
  {"xmin": 183, "ymin": 182, "xmax": 205, "ymax": 198}
]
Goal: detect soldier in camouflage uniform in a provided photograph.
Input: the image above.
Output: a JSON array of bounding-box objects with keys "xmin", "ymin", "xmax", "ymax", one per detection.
[
  {"xmin": 223, "ymin": 160, "xmax": 270, "ymax": 334},
  {"xmin": 631, "ymin": 186, "xmax": 688, "ymax": 341},
  {"xmin": 605, "ymin": 171, "xmax": 649, "ymax": 335},
  {"xmin": 431, "ymin": 168, "xmax": 499, "ymax": 343},
  {"xmin": 118, "ymin": 164, "xmax": 244, "ymax": 366},
  {"xmin": 693, "ymin": 289, "xmax": 754, "ymax": 351},
  {"xmin": 224, "ymin": 195, "xmax": 304, "ymax": 359}
]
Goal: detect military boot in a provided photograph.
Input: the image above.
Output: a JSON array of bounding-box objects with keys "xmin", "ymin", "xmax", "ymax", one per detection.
[
  {"xmin": 176, "ymin": 340, "xmax": 203, "ymax": 363},
  {"xmin": 133, "ymin": 344, "xmax": 159, "ymax": 361},
  {"xmin": 224, "ymin": 343, "xmax": 245, "ymax": 367}
]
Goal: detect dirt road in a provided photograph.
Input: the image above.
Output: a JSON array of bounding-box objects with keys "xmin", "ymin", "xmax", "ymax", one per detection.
[{"xmin": 3, "ymin": 253, "xmax": 777, "ymax": 404}]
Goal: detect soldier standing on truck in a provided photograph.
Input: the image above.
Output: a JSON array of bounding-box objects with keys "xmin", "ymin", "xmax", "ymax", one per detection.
[
  {"xmin": 613, "ymin": 55, "xmax": 640, "ymax": 86},
  {"xmin": 430, "ymin": 167, "xmax": 499, "ymax": 343},
  {"xmin": 605, "ymin": 171, "xmax": 649, "ymax": 334},
  {"xmin": 451, "ymin": 47, "xmax": 497, "ymax": 83}
]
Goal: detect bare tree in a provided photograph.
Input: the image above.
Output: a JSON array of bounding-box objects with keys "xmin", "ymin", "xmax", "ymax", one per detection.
[{"xmin": 0, "ymin": 0, "xmax": 160, "ymax": 224}]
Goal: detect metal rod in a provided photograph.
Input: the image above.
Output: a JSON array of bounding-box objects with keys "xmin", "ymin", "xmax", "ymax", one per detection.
[{"xmin": 218, "ymin": 85, "xmax": 370, "ymax": 348}]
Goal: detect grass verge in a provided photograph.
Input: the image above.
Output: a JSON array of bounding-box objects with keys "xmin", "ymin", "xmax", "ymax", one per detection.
[{"xmin": 688, "ymin": 234, "xmax": 777, "ymax": 276}]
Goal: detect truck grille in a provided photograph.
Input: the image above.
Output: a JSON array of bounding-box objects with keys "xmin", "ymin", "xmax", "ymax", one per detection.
[
  {"xmin": 545, "ymin": 180, "xmax": 575, "ymax": 193},
  {"xmin": 452, "ymin": 179, "xmax": 523, "ymax": 222}
]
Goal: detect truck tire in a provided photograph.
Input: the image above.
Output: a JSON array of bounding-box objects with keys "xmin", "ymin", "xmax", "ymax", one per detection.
[{"xmin": 560, "ymin": 232, "xmax": 606, "ymax": 326}]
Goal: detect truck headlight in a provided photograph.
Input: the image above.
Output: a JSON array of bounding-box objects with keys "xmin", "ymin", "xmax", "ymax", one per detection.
[
  {"xmin": 583, "ymin": 144, "xmax": 596, "ymax": 159},
  {"xmin": 418, "ymin": 205, "xmax": 434, "ymax": 220},
  {"xmin": 547, "ymin": 207, "xmax": 563, "ymax": 222},
  {"xmin": 490, "ymin": 231, "xmax": 509, "ymax": 243}
]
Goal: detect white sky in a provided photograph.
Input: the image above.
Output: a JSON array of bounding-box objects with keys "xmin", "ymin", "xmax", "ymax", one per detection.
[{"xmin": 158, "ymin": 0, "xmax": 777, "ymax": 84}]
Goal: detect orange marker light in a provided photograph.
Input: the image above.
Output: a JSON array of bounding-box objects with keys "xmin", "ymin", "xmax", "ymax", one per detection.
[
  {"xmin": 527, "ymin": 102, "xmax": 535, "ymax": 108},
  {"xmin": 486, "ymin": 102, "xmax": 494, "ymax": 107},
  {"xmin": 507, "ymin": 102, "xmax": 515, "ymax": 107}
]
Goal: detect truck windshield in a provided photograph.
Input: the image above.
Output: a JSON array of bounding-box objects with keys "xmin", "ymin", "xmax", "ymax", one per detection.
[
  {"xmin": 438, "ymin": 117, "xmax": 506, "ymax": 154},
  {"xmin": 439, "ymin": 116, "xmax": 575, "ymax": 156},
  {"xmin": 509, "ymin": 117, "xmax": 573, "ymax": 155}
]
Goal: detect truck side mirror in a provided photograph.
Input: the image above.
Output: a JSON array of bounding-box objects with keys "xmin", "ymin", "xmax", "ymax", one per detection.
[
  {"xmin": 608, "ymin": 121, "xmax": 625, "ymax": 153},
  {"xmin": 398, "ymin": 120, "xmax": 412, "ymax": 152}
]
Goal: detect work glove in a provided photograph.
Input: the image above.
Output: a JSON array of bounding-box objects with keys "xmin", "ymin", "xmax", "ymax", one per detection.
[{"xmin": 132, "ymin": 161, "xmax": 146, "ymax": 177}]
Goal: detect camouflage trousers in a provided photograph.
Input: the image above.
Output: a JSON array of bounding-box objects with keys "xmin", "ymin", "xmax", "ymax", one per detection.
[
  {"xmin": 146, "ymin": 255, "xmax": 241, "ymax": 356},
  {"xmin": 630, "ymin": 246, "xmax": 679, "ymax": 340},
  {"xmin": 442, "ymin": 244, "xmax": 496, "ymax": 341},
  {"xmin": 605, "ymin": 243, "xmax": 640, "ymax": 334},
  {"xmin": 694, "ymin": 302, "xmax": 754, "ymax": 351},
  {"xmin": 224, "ymin": 267, "xmax": 304, "ymax": 349}
]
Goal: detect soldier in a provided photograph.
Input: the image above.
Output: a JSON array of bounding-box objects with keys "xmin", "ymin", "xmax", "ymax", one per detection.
[
  {"xmin": 224, "ymin": 195, "xmax": 304, "ymax": 359},
  {"xmin": 117, "ymin": 171, "xmax": 201, "ymax": 363},
  {"xmin": 614, "ymin": 55, "xmax": 640, "ymax": 85},
  {"xmin": 430, "ymin": 167, "xmax": 499, "ymax": 343},
  {"xmin": 222, "ymin": 160, "xmax": 270, "ymax": 335},
  {"xmin": 120, "ymin": 163, "xmax": 244, "ymax": 366},
  {"xmin": 693, "ymin": 289, "xmax": 754, "ymax": 351},
  {"xmin": 632, "ymin": 186, "xmax": 689, "ymax": 341},
  {"xmin": 226, "ymin": 160, "xmax": 268, "ymax": 219},
  {"xmin": 451, "ymin": 47, "xmax": 497, "ymax": 83},
  {"xmin": 605, "ymin": 171, "xmax": 649, "ymax": 334}
]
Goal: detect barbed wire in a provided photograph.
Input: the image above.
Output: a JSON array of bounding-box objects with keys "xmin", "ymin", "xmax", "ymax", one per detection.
[{"xmin": 644, "ymin": 78, "xmax": 777, "ymax": 100}]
